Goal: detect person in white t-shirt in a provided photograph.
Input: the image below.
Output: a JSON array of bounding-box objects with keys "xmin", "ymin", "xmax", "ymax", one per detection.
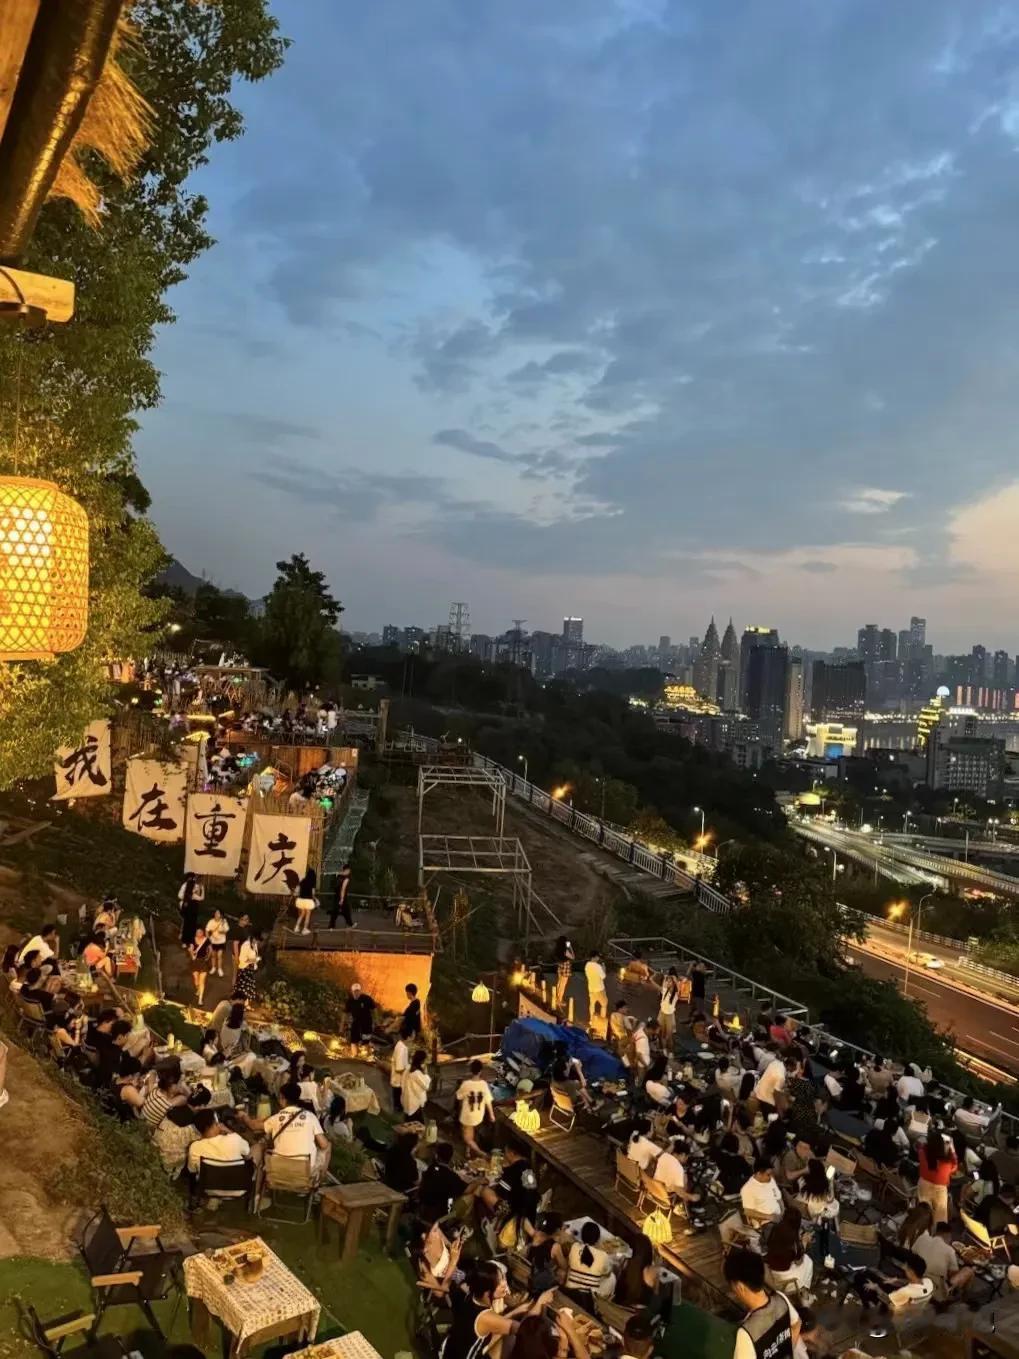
[
  {"xmin": 390, "ymin": 1026, "xmax": 411, "ymax": 1113},
  {"xmin": 740, "ymin": 1161, "xmax": 784, "ymax": 1226},
  {"xmin": 754, "ymin": 1056, "xmax": 786, "ymax": 1110},
  {"xmin": 455, "ymin": 1059, "xmax": 495, "ymax": 1153},
  {"xmin": 17, "ymin": 925, "xmax": 58, "ymax": 968},
  {"xmin": 205, "ymin": 910, "xmax": 229, "ymax": 977},
  {"xmin": 242, "ymin": 1082, "xmax": 331, "ymax": 1177},
  {"xmin": 187, "ymin": 1109, "xmax": 252, "ymax": 1192},
  {"xmin": 896, "ymin": 1065, "xmax": 926, "ymax": 1104},
  {"xmin": 584, "ymin": 952, "xmax": 609, "ymax": 1026},
  {"xmin": 626, "ymin": 1121, "xmax": 660, "ymax": 1172}
]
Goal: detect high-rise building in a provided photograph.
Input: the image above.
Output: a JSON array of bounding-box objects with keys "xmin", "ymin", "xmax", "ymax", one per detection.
[
  {"xmin": 879, "ymin": 628, "xmax": 897, "ymax": 662},
  {"xmin": 717, "ymin": 659, "xmax": 740, "ymax": 712},
  {"xmin": 993, "ymin": 649, "xmax": 1010, "ymax": 689},
  {"xmin": 910, "ymin": 617, "xmax": 926, "ymax": 651},
  {"xmin": 745, "ymin": 641, "xmax": 789, "ymax": 753},
  {"xmin": 382, "ymin": 624, "xmax": 402, "ymax": 647},
  {"xmin": 720, "ymin": 618, "xmax": 739, "ymax": 663},
  {"xmin": 810, "ymin": 661, "xmax": 866, "ymax": 718},
  {"xmin": 857, "ymin": 624, "xmax": 880, "ymax": 664},
  {"xmin": 784, "ymin": 656, "xmax": 805, "ymax": 741},
  {"xmin": 563, "ymin": 617, "xmax": 584, "ymax": 644},
  {"xmin": 470, "ymin": 633, "xmax": 494, "ymax": 662},
  {"xmin": 739, "ymin": 626, "xmax": 780, "ymax": 709},
  {"xmin": 897, "ymin": 629, "xmax": 911, "ymax": 661},
  {"xmin": 693, "ymin": 617, "xmax": 721, "ymax": 700}
]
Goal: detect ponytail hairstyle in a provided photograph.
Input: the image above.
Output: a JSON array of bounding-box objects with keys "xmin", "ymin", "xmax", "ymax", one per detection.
[{"xmin": 580, "ymin": 1219, "xmax": 600, "ymax": 1266}]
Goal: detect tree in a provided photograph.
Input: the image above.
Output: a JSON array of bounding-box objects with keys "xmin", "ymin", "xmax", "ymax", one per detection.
[
  {"xmin": 254, "ymin": 554, "xmax": 343, "ymax": 689},
  {"xmin": 0, "ymin": 0, "xmax": 287, "ymax": 787}
]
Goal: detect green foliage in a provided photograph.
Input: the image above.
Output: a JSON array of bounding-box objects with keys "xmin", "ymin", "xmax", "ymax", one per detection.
[
  {"xmin": 974, "ymin": 935, "xmax": 1019, "ymax": 979},
  {"xmin": 716, "ymin": 843, "xmax": 864, "ymax": 973},
  {"xmin": 251, "ymin": 554, "xmax": 344, "ymax": 689},
  {"xmin": 143, "ymin": 1002, "xmax": 203, "ymax": 1051},
  {"xmin": 329, "ymin": 1136, "xmax": 370, "ymax": 1184},
  {"xmin": 0, "ymin": 0, "xmax": 287, "ymax": 787},
  {"xmin": 261, "ymin": 968, "xmax": 348, "ymax": 1034}
]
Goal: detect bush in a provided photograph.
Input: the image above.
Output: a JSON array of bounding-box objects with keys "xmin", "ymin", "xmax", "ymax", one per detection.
[
  {"xmin": 329, "ymin": 1136, "xmax": 369, "ymax": 1183},
  {"xmin": 261, "ymin": 968, "xmax": 348, "ymax": 1034}
]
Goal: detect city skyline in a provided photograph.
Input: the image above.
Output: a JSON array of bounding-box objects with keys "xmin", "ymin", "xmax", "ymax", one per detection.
[{"xmin": 137, "ymin": 2, "xmax": 1019, "ymax": 645}]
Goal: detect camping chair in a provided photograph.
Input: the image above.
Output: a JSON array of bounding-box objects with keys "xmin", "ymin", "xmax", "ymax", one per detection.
[
  {"xmin": 879, "ymin": 1167, "xmax": 914, "ymax": 1214},
  {"xmin": 960, "ymin": 1206, "xmax": 1012, "ymax": 1263},
  {"xmin": 77, "ymin": 1208, "xmax": 181, "ymax": 1340},
  {"xmin": 258, "ymin": 1151, "xmax": 316, "ymax": 1223},
  {"xmin": 504, "ymin": 1250, "xmax": 532, "ymax": 1292},
  {"xmin": 17, "ymin": 997, "xmax": 47, "ymax": 1045},
  {"xmin": 639, "ymin": 1168, "xmax": 689, "ymax": 1226},
  {"xmin": 194, "ymin": 1156, "xmax": 256, "ymax": 1211},
  {"xmin": 614, "ymin": 1149, "xmax": 642, "ymax": 1204},
  {"xmin": 21, "ymin": 1304, "xmax": 127, "ymax": 1359},
  {"xmin": 548, "ymin": 1086, "xmax": 576, "ymax": 1132}
]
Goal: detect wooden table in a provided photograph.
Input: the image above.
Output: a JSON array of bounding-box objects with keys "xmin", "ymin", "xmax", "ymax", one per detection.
[
  {"xmin": 318, "ymin": 1182, "xmax": 407, "ymax": 1265},
  {"xmin": 183, "ymin": 1237, "xmax": 319, "ymax": 1358},
  {"xmin": 283, "ymin": 1333, "xmax": 384, "ymax": 1359}
]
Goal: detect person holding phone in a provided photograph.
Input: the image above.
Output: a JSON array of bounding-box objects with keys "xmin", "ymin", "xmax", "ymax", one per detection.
[{"xmin": 441, "ymin": 1261, "xmax": 554, "ymax": 1359}]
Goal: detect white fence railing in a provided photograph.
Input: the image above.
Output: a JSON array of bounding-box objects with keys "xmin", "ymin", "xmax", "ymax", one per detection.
[{"xmin": 858, "ymin": 912, "xmax": 971, "ymax": 952}]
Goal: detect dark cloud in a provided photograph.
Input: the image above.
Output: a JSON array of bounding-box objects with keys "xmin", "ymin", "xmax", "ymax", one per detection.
[
  {"xmin": 250, "ymin": 457, "xmax": 450, "ymax": 519},
  {"xmin": 800, "ymin": 560, "xmax": 839, "ymax": 574},
  {"xmin": 433, "ymin": 428, "xmax": 516, "ymax": 464}
]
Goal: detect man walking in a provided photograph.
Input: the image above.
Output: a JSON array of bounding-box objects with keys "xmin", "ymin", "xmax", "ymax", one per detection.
[{"xmin": 584, "ymin": 950, "xmax": 609, "ymax": 1033}]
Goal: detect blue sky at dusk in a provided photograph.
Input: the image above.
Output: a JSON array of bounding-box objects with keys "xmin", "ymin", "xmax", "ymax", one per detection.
[{"xmin": 137, "ymin": 1, "xmax": 1019, "ymax": 648}]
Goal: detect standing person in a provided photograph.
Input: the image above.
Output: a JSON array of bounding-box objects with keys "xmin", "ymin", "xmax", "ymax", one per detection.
[
  {"xmin": 188, "ymin": 927, "xmax": 213, "ymax": 1006},
  {"xmin": 402, "ymin": 982, "xmax": 423, "ymax": 1038},
  {"xmin": 329, "ymin": 863, "xmax": 354, "ymax": 928},
  {"xmin": 455, "ymin": 1059, "xmax": 495, "ymax": 1154},
  {"xmin": 402, "ymin": 1049, "xmax": 431, "ymax": 1119},
  {"xmin": 724, "ymin": 1247, "xmax": 800, "ymax": 1359},
  {"xmin": 178, "ymin": 873, "xmax": 204, "ymax": 947},
  {"xmin": 917, "ymin": 1130, "xmax": 957, "ymax": 1227},
  {"xmin": 346, "ymin": 982, "xmax": 375, "ymax": 1045},
  {"xmin": 658, "ymin": 968, "xmax": 680, "ymax": 1049},
  {"xmin": 205, "ymin": 908, "xmax": 229, "ymax": 978},
  {"xmin": 553, "ymin": 935, "xmax": 575, "ymax": 1008},
  {"xmin": 292, "ymin": 869, "xmax": 318, "ymax": 935},
  {"xmin": 229, "ymin": 913, "xmax": 251, "ymax": 981},
  {"xmin": 232, "ymin": 929, "xmax": 262, "ymax": 1002},
  {"xmin": 584, "ymin": 951, "xmax": 608, "ymax": 1030},
  {"xmin": 390, "ymin": 1024, "xmax": 410, "ymax": 1112},
  {"xmin": 688, "ymin": 960, "xmax": 707, "ymax": 1015}
]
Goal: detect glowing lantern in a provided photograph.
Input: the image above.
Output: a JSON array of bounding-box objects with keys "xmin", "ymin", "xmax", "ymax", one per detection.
[
  {"xmin": 0, "ymin": 478, "xmax": 88, "ymax": 660},
  {"xmin": 471, "ymin": 981, "xmax": 491, "ymax": 1003},
  {"xmin": 512, "ymin": 1098, "xmax": 540, "ymax": 1132},
  {"xmin": 642, "ymin": 1209, "xmax": 673, "ymax": 1244}
]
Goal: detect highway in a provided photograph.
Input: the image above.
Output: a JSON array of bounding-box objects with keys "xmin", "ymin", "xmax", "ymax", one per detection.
[{"xmin": 848, "ymin": 936, "xmax": 1019, "ymax": 1075}]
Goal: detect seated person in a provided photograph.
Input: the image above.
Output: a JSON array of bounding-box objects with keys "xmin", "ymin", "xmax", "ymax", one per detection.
[
  {"xmin": 643, "ymin": 1055, "xmax": 673, "ymax": 1107},
  {"xmin": 46, "ymin": 997, "xmax": 86, "ymax": 1050},
  {"xmin": 218, "ymin": 1002, "xmax": 249, "ymax": 1060},
  {"xmin": 713, "ymin": 1132, "xmax": 754, "ymax": 1196},
  {"xmin": 137, "ymin": 1064, "xmax": 189, "ymax": 1127},
  {"xmin": 653, "ymin": 1138, "xmax": 702, "ymax": 1212},
  {"xmin": 780, "ymin": 1135, "xmax": 815, "ymax": 1190},
  {"xmin": 563, "ymin": 1220, "xmax": 616, "ymax": 1306},
  {"xmin": 418, "ymin": 1142, "xmax": 468, "ymax": 1223},
  {"xmin": 19, "ymin": 967, "xmax": 55, "ymax": 1011},
  {"xmin": 740, "ymin": 1157, "xmax": 784, "ymax": 1226},
  {"xmin": 323, "ymin": 1091, "xmax": 354, "ymax": 1142},
  {"xmin": 615, "ymin": 1232, "xmax": 673, "ymax": 1321},
  {"xmin": 481, "ymin": 1144, "xmax": 538, "ymax": 1226},
  {"xmin": 527, "ymin": 1212, "xmax": 569, "ymax": 1285},
  {"xmin": 955, "ymin": 1096, "xmax": 997, "ymax": 1139},
  {"xmin": 621, "ymin": 951, "xmax": 652, "ymax": 985},
  {"xmin": 383, "ymin": 1129, "xmax": 422, "ymax": 1195},
  {"xmin": 95, "ymin": 1017, "xmax": 134, "ymax": 1084},
  {"xmin": 550, "ymin": 1043, "xmax": 591, "ymax": 1111},
  {"xmin": 240, "ymin": 1080, "xmax": 332, "ymax": 1178},
  {"xmin": 765, "ymin": 1206, "xmax": 814, "ymax": 1295},
  {"xmin": 626, "ymin": 1119, "xmax": 661, "ymax": 1171},
  {"xmin": 153, "ymin": 1087, "xmax": 211, "ymax": 1177},
  {"xmin": 913, "ymin": 1222, "xmax": 976, "ymax": 1300},
  {"xmin": 769, "ymin": 1014, "xmax": 794, "ymax": 1047},
  {"xmin": 413, "ymin": 1218, "xmax": 466, "ymax": 1305},
  {"xmin": 81, "ymin": 932, "xmax": 113, "ymax": 976},
  {"xmin": 865, "ymin": 1055, "xmax": 895, "ymax": 1098},
  {"xmin": 976, "ymin": 1181, "xmax": 1019, "ymax": 1237},
  {"xmin": 17, "ymin": 925, "xmax": 60, "ymax": 971},
  {"xmin": 865, "ymin": 1115, "xmax": 907, "ymax": 1169},
  {"xmin": 714, "ymin": 1057, "xmax": 740, "ymax": 1097},
  {"xmin": 186, "ymin": 1108, "xmax": 252, "ymax": 1188},
  {"xmin": 851, "ymin": 1251, "xmax": 934, "ymax": 1313}
]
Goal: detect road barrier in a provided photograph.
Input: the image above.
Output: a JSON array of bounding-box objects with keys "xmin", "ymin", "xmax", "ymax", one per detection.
[{"xmin": 857, "ymin": 911, "xmax": 971, "ymax": 953}]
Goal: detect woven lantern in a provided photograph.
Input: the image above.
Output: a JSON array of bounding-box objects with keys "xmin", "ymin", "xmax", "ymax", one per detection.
[
  {"xmin": 512, "ymin": 1098, "xmax": 540, "ymax": 1132},
  {"xmin": 0, "ymin": 478, "xmax": 88, "ymax": 660},
  {"xmin": 642, "ymin": 1209, "xmax": 673, "ymax": 1245},
  {"xmin": 471, "ymin": 981, "xmax": 491, "ymax": 1003}
]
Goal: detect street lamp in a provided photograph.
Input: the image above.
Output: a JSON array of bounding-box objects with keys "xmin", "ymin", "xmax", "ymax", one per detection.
[
  {"xmin": 823, "ymin": 846, "xmax": 838, "ymax": 882},
  {"xmin": 516, "ymin": 754, "xmax": 528, "ymax": 783},
  {"xmin": 594, "ymin": 776, "xmax": 607, "ymax": 821},
  {"xmin": 903, "ymin": 810, "xmax": 912, "ymax": 834},
  {"xmin": 693, "ymin": 805, "xmax": 705, "ymax": 839},
  {"xmin": 902, "ymin": 892, "xmax": 936, "ymax": 998},
  {"xmin": 716, "ymin": 838, "xmax": 738, "ymax": 860}
]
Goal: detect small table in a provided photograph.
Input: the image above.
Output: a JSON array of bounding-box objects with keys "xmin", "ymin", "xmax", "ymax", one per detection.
[
  {"xmin": 318, "ymin": 1182, "xmax": 407, "ymax": 1265},
  {"xmin": 183, "ymin": 1237, "xmax": 320, "ymax": 1358},
  {"xmin": 284, "ymin": 1333, "xmax": 384, "ymax": 1359}
]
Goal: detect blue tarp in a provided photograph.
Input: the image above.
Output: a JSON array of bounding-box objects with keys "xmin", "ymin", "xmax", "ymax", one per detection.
[{"xmin": 500, "ymin": 1017, "xmax": 626, "ymax": 1082}]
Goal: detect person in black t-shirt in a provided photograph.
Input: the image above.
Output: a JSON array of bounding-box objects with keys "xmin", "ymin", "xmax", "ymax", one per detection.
[
  {"xmin": 403, "ymin": 983, "xmax": 422, "ymax": 1038},
  {"xmin": 345, "ymin": 983, "xmax": 375, "ymax": 1044},
  {"xmin": 418, "ymin": 1142, "xmax": 468, "ymax": 1222},
  {"xmin": 977, "ymin": 1183, "xmax": 1018, "ymax": 1238},
  {"xmin": 383, "ymin": 1130, "xmax": 421, "ymax": 1194}
]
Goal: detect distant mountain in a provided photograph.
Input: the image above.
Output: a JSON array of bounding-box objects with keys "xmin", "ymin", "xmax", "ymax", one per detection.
[{"xmin": 155, "ymin": 558, "xmax": 248, "ymax": 600}]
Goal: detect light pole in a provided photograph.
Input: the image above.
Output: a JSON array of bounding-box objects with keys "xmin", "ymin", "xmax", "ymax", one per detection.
[
  {"xmin": 903, "ymin": 810, "xmax": 912, "ymax": 834},
  {"xmin": 903, "ymin": 892, "xmax": 936, "ymax": 998},
  {"xmin": 596, "ymin": 777, "xmax": 607, "ymax": 821},
  {"xmin": 517, "ymin": 754, "xmax": 528, "ymax": 784},
  {"xmin": 716, "ymin": 838, "xmax": 737, "ymax": 860},
  {"xmin": 693, "ymin": 805, "xmax": 705, "ymax": 839},
  {"xmin": 824, "ymin": 846, "xmax": 838, "ymax": 882}
]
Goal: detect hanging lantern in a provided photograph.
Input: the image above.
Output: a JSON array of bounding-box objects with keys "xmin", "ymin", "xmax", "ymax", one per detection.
[
  {"xmin": 512, "ymin": 1098, "xmax": 540, "ymax": 1132},
  {"xmin": 642, "ymin": 1209, "xmax": 673, "ymax": 1245},
  {"xmin": 471, "ymin": 981, "xmax": 491, "ymax": 1003},
  {"xmin": 0, "ymin": 478, "xmax": 88, "ymax": 660}
]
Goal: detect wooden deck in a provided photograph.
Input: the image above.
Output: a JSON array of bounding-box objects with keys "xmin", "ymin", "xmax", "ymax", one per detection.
[{"xmin": 499, "ymin": 1112, "xmax": 736, "ymax": 1319}]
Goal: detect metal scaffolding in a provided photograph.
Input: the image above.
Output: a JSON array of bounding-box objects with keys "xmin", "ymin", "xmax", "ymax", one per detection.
[
  {"xmin": 417, "ymin": 764, "xmax": 507, "ymax": 837},
  {"xmin": 418, "ymin": 833, "xmax": 537, "ymax": 948}
]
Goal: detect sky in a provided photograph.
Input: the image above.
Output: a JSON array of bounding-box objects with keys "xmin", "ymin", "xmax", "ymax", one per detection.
[{"xmin": 137, "ymin": 0, "xmax": 1019, "ymax": 651}]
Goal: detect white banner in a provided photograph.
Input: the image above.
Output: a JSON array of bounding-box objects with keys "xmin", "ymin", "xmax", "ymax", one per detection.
[
  {"xmin": 122, "ymin": 758, "xmax": 187, "ymax": 842},
  {"xmin": 185, "ymin": 794, "xmax": 247, "ymax": 876},
  {"xmin": 181, "ymin": 735, "xmax": 209, "ymax": 789},
  {"xmin": 246, "ymin": 814, "xmax": 310, "ymax": 895},
  {"xmin": 53, "ymin": 720, "xmax": 112, "ymax": 800}
]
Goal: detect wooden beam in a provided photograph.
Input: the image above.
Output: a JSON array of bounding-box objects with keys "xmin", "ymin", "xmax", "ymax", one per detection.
[
  {"xmin": 0, "ymin": 263, "xmax": 74, "ymax": 321},
  {"xmin": 0, "ymin": 0, "xmax": 40, "ymax": 145}
]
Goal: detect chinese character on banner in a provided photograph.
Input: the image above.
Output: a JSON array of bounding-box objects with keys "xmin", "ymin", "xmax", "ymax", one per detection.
[
  {"xmin": 53, "ymin": 720, "xmax": 112, "ymax": 800},
  {"xmin": 185, "ymin": 794, "xmax": 247, "ymax": 877},
  {"xmin": 246, "ymin": 814, "xmax": 311, "ymax": 895},
  {"xmin": 122, "ymin": 758, "xmax": 187, "ymax": 842}
]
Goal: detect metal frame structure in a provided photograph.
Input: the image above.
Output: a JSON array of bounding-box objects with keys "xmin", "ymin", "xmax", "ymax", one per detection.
[
  {"xmin": 418, "ymin": 833, "xmax": 537, "ymax": 946},
  {"xmin": 417, "ymin": 765, "xmax": 507, "ymax": 837}
]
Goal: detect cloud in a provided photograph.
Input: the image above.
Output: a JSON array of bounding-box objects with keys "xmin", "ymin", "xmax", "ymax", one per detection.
[
  {"xmin": 840, "ymin": 487, "xmax": 910, "ymax": 515},
  {"xmin": 799, "ymin": 560, "xmax": 839, "ymax": 574},
  {"xmin": 250, "ymin": 457, "xmax": 450, "ymax": 519},
  {"xmin": 432, "ymin": 428, "xmax": 516, "ymax": 464}
]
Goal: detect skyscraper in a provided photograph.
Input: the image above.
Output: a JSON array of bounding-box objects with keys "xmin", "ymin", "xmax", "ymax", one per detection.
[
  {"xmin": 879, "ymin": 628, "xmax": 897, "ymax": 662},
  {"xmin": 721, "ymin": 618, "xmax": 739, "ymax": 663},
  {"xmin": 739, "ymin": 626, "xmax": 780, "ymax": 709},
  {"xmin": 563, "ymin": 617, "xmax": 583, "ymax": 644},
  {"xmin": 784, "ymin": 656, "xmax": 805, "ymax": 741},
  {"xmin": 993, "ymin": 649, "xmax": 1009, "ymax": 689},
  {"xmin": 693, "ymin": 617, "xmax": 721, "ymax": 699},
  {"xmin": 810, "ymin": 661, "xmax": 866, "ymax": 718},
  {"xmin": 910, "ymin": 617, "xmax": 926, "ymax": 651},
  {"xmin": 897, "ymin": 629, "xmax": 911, "ymax": 661},
  {"xmin": 745, "ymin": 641, "xmax": 789, "ymax": 753},
  {"xmin": 971, "ymin": 644, "xmax": 987, "ymax": 687},
  {"xmin": 857, "ymin": 624, "xmax": 880, "ymax": 664}
]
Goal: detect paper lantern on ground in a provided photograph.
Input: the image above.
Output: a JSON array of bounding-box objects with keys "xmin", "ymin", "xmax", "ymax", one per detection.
[
  {"xmin": 512, "ymin": 1098, "xmax": 540, "ymax": 1132},
  {"xmin": 0, "ymin": 478, "xmax": 88, "ymax": 660},
  {"xmin": 642, "ymin": 1209, "xmax": 673, "ymax": 1245}
]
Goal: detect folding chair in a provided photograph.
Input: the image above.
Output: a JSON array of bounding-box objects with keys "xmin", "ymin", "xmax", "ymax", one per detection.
[
  {"xmin": 614, "ymin": 1149, "xmax": 642, "ymax": 1204},
  {"xmin": 258, "ymin": 1151, "xmax": 316, "ymax": 1223},
  {"xmin": 548, "ymin": 1086, "xmax": 576, "ymax": 1132},
  {"xmin": 21, "ymin": 1304, "xmax": 126, "ymax": 1359},
  {"xmin": 77, "ymin": 1208, "xmax": 181, "ymax": 1340},
  {"xmin": 17, "ymin": 997, "xmax": 47, "ymax": 1046},
  {"xmin": 194, "ymin": 1156, "xmax": 256, "ymax": 1211},
  {"xmin": 961, "ymin": 1207, "xmax": 1012, "ymax": 1263}
]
